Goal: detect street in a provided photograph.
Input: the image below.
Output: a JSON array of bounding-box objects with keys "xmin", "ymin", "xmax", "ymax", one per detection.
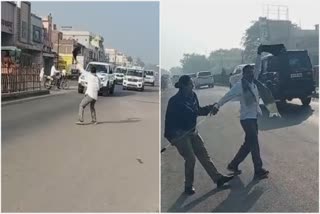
[
  {"xmin": 161, "ymin": 86, "xmax": 319, "ymax": 212},
  {"xmin": 2, "ymin": 84, "xmax": 159, "ymax": 212}
]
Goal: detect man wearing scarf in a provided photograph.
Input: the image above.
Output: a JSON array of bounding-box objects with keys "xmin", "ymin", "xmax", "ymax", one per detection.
[{"xmin": 212, "ymin": 49, "xmax": 271, "ymax": 179}]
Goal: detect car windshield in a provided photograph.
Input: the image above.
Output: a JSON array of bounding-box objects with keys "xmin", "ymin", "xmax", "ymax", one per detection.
[
  {"xmin": 198, "ymin": 72, "xmax": 211, "ymax": 77},
  {"xmin": 116, "ymin": 68, "xmax": 127, "ymax": 74},
  {"xmin": 188, "ymin": 74, "xmax": 196, "ymax": 78},
  {"xmin": 146, "ymin": 71, "xmax": 154, "ymax": 76},
  {"xmin": 87, "ymin": 64, "xmax": 109, "ymax": 73},
  {"xmin": 127, "ymin": 69, "xmax": 143, "ymax": 77},
  {"xmin": 287, "ymin": 52, "xmax": 312, "ymax": 71}
]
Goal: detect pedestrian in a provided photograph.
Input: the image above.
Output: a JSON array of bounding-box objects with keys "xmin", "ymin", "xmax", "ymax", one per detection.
[
  {"xmin": 164, "ymin": 75, "xmax": 234, "ymax": 195},
  {"xmin": 212, "ymin": 62, "xmax": 269, "ymax": 180},
  {"xmin": 76, "ymin": 64, "xmax": 101, "ymax": 125}
]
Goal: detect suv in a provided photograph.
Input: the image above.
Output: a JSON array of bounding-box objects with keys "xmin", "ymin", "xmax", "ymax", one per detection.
[
  {"xmin": 78, "ymin": 62, "xmax": 116, "ymax": 96},
  {"xmin": 114, "ymin": 66, "xmax": 127, "ymax": 85},
  {"xmin": 123, "ymin": 68, "xmax": 145, "ymax": 91},
  {"xmin": 258, "ymin": 44, "xmax": 315, "ymax": 106},
  {"xmin": 145, "ymin": 70, "xmax": 156, "ymax": 86},
  {"xmin": 195, "ymin": 71, "xmax": 214, "ymax": 89},
  {"xmin": 229, "ymin": 64, "xmax": 255, "ymax": 88}
]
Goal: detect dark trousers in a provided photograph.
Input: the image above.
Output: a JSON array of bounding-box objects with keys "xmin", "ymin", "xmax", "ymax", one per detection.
[
  {"xmin": 229, "ymin": 119, "xmax": 263, "ymax": 173},
  {"xmin": 173, "ymin": 133, "xmax": 221, "ymax": 188}
]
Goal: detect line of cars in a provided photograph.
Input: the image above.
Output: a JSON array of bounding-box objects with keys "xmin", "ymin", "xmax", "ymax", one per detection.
[
  {"xmin": 171, "ymin": 71, "xmax": 215, "ymax": 89},
  {"xmin": 78, "ymin": 62, "xmax": 156, "ymax": 96}
]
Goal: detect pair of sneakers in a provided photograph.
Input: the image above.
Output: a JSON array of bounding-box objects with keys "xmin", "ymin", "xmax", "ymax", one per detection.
[
  {"xmin": 227, "ymin": 164, "xmax": 269, "ymax": 179},
  {"xmin": 184, "ymin": 174, "xmax": 235, "ymax": 195},
  {"xmin": 76, "ymin": 120, "xmax": 98, "ymax": 125}
]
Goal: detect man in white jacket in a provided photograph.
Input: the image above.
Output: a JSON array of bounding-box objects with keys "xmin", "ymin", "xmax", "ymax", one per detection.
[
  {"xmin": 76, "ymin": 64, "xmax": 101, "ymax": 125},
  {"xmin": 212, "ymin": 52, "xmax": 269, "ymax": 180}
]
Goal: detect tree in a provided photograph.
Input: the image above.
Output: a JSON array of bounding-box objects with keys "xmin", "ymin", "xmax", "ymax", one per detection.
[
  {"xmin": 180, "ymin": 53, "xmax": 210, "ymax": 73},
  {"xmin": 169, "ymin": 66, "xmax": 182, "ymax": 74},
  {"xmin": 208, "ymin": 48, "xmax": 243, "ymax": 75},
  {"xmin": 127, "ymin": 56, "xmax": 133, "ymax": 63},
  {"xmin": 242, "ymin": 21, "xmax": 261, "ymax": 63}
]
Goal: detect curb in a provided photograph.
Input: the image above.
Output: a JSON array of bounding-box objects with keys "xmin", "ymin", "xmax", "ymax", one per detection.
[
  {"xmin": 2, "ymin": 89, "xmax": 75, "ymax": 107},
  {"xmin": 2, "ymin": 90, "xmax": 49, "ymax": 101}
]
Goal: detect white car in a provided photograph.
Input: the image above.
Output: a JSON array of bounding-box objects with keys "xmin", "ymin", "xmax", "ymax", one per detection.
[
  {"xmin": 78, "ymin": 62, "xmax": 116, "ymax": 96},
  {"xmin": 194, "ymin": 71, "xmax": 214, "ymax": 89},
  {"xmin": 123, "ymin": 68, "xmax": 145, "ymax": 91},
  {"xmin": 114, "ymin": 66, "xmax": 127, "ymax": 85},
  {"xmin": 229, "ymin": 63, "xmax": 255, "ymax": 88},
  {"xmin": 145, "ymin": 70, "xmax": 155, "ymax": 86}
]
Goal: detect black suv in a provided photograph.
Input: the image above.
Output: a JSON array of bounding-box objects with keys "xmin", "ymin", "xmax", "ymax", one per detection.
[{"xmin": 258, "ymin": 44, "xmax": 315, "ymax": 106}]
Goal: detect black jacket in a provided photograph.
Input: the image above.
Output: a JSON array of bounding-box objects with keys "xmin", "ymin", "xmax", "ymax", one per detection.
[{"xmin": 164, "ymin": 91, "xmax": 212, "ymax": 142}]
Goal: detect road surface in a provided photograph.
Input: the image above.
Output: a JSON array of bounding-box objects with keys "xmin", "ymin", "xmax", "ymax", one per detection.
[
  {"xmin": 2, "ymin": 85, "xmax": 160, "ymax": 212},
  {"xmin": 161, "ymin": 86, "xmax": 318, "ymax": 212}
]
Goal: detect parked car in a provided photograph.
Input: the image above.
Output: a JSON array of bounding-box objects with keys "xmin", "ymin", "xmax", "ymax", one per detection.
[
  {"xmin": 145, "ymin": 70, "xmax": 156, "ymax": 86},
  {"xmin": 229, "ymin": 64, "xmax": 255, "ymax": 88},
  {"xmin": 78, "ymin": 62, "xmax": 115, "ymax": 96},
  {"xmin": 194, "ymin": 71, "xmax": 214, "ymax": 89},
  {"xmin": 123, "ymin": 68, "xmax": 145, "ymax": 91}
]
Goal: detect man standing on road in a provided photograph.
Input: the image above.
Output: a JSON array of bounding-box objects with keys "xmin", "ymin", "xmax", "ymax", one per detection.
[
  {"xmin": 76, "ymin": 64, "xmax": 100, "ymax": 125},
  {"xmin": 212, "ymin": 58, "xmax": 269, "ymax": 180},
  {"xmin": 164, "ymin": 75, "xmax": 234, "ymax": 195}
]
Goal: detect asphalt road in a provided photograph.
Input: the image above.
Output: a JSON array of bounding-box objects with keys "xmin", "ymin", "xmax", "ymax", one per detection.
[
  {"xmin": 2, "ymin": 84, "xmax": 160, "ymax": 212},
  {"xmin": 161, "ymin": 85, "xmax": 319, "ymax": 212}
]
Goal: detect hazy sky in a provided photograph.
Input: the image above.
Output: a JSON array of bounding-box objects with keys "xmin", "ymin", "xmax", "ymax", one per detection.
[
  {"xmin": 32, "ymin": 1, "xmax": 159, "ymax": 65},
  {"xmin": 161, "ymin": 0, "xmax": 319, "ymax": 69}
]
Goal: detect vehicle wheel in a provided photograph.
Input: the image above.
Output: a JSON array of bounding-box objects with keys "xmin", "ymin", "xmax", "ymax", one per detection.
[
  {"xmin": 61, "ymin": 79, "xmax": 69, "ymax": 89},
  {"xmin": 44, "ymin": 80, "xmax": 52, "ymax": 90},
  {"xmin": 78, "ymin": 84, "xmax": 84, "ymax": 93},
  {"xmin": 109, "ymin": 83, "xmax": 115, "ymax": 94},
  {"xmin": 123, "ymin": 86, "xmax": 127, "ymax": 90},
  {"xmin": 301, "ymin": 97, "xmax": 311, "ymax": 106},
  {"xmin": 276, "ymin": 99, "xmax": 286, "ymax": 109},
  {"xmin": 140, "ymin": 86, "xmax": 145, "ymax": 91}
]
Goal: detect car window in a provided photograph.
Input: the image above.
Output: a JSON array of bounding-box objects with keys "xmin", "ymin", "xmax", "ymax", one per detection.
[
  {"xmin": 287, "ymin": 52, "xmax": 312, "ymax": 70},
  {"xmin": 87, "ymin": 64, "xmax": 109, "ymax": 73},
  {"xmin": 198, "ymin": 71, "xmax": 211, "ymax": 77}
]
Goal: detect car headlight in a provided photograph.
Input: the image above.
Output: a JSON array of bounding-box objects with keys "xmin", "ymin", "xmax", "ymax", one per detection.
[
  {"xmin": 80, "ymin": 75, "xmax": 85, "ymax": 80},
  {"xmin": 101, "ymin": 77, "xmax": 106, "ymax": 82}
]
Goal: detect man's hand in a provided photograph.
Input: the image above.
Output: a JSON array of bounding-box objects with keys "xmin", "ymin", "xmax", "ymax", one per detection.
[{"xmin": 209, "ymin": 103, "xmax": 219, "ymax": 116}]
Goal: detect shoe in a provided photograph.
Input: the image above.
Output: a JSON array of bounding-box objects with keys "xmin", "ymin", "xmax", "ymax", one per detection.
[
  {"xmin": 184, "ymin": 186, "xmax": 195, "ymax": 195},
  {"xmin": 254, "ymin": 168, "xmax": 269, "ymax": 180},
  {"xmin": 227, "ymin": 164, "xmax": 242, "ymax": 175},
  {"xmin": 76, "ymin": 120, "xmax": 84, "ymax": 125},
  {"xmin": 92, "ymin": 121, "xmax": 98, "ymax": 125},
  {"xmin": 216, "ymin": 175, "xmax": 234, "ymax": 188}
]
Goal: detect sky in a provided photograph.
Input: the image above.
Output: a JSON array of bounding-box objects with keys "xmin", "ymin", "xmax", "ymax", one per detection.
[
  {"xmin": 161, "ymin": 0, "xmax": 320, "ymax": 70},
  {"xmin": 32, "ymin": 1, "xmax": 159, "ymax": 65}
]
